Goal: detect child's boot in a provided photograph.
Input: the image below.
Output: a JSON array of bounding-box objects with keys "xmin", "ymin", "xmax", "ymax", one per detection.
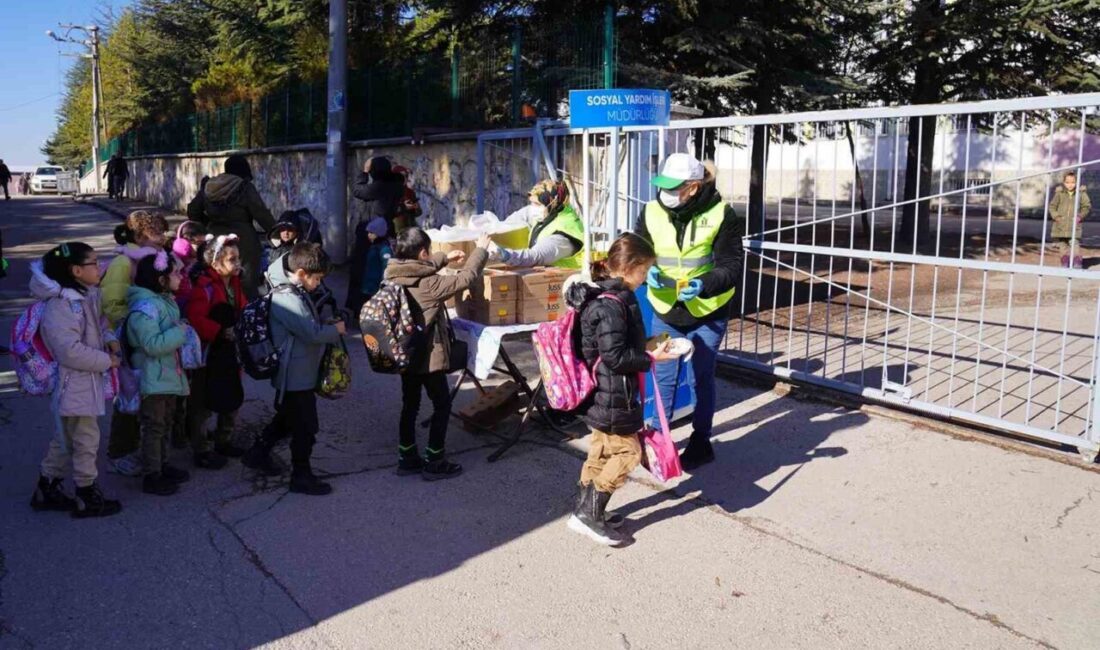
[
  {"xmin": 30, "ymin": 476, "xmax": 75, "ymax": 512},
  {"xmin": 143, "ymin": 472, "xmax": 179, "ymax": 496},
  {"xmin": 422, "ymin": 448, "xmax": 462, "ymax": 481},
  {"xmin": 242, "ymin": 440, "xmax": 283, "ymax": 477},
  {"xmin": 395, "ymin": 445, "xmax": 425, "ymax": 476},
  {"xmin": 574, "ymin": 482, "xmax": 623, "ymax": 528},
  {"xmin": 72, "ymin": 482, "xmax": 122, "ymax": 518},
  {"xmin": 160, "ymin": 463, "xmax": 191, "ymax": 484},
  {"xmin": 289, "ymin": 462, "xmax": 333, "ymax": 496},
  {"xmin": 567, "ymin": 484, "xmax": 624, "ymax": 546}
]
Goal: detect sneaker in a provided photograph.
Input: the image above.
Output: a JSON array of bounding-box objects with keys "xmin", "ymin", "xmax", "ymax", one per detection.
[
  {"xmin": 396, "ymin": 454, "xmax": 425, "ymax": 476},
  {"xmin": 566, "ymin": 485, "xmax": 624, "ymax": 546},
  {"xmin": 193, "ymin": 451, "xmax": 228, "ymax": 470},
  {"xmin": 242, "ymin": 444, "xmax": 283, "ymax": 477},
  {"xmin": 30, "ymin": 476, "xmax": 76, "ymax": 512},
  {"xmin": 289, "ymin": 472, "xmax": 333, "ymax": 496},
  {"xmin": 160, "ymin": 463, "xmax": 191, "ymax": 484},
  {"xmin": 72, "ymin": 483, "xmax": 122, "ymax": 519},
  {"xmin": 679, "ymin": 439, "xmax": 716, "ymax": 471},
  {"xmin": 107, "ymin": 451, "xmax": 144, "ymax": 477},
  {"xmin": 422, "ymin": 458, "xmax": 463, "ymax": 481},
  {"xmin": 142, "ymin": 472, "xmax": 179, "ymax": 496},
  {"xmin": 214, "ymin": 441, "xmax": 247, "ymax": 458}
]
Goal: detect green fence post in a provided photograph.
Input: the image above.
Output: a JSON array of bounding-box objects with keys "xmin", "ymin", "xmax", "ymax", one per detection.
[
  {"xmin": 511, "ymin": 24, "xmax": 522, "ymax": 124},
  {"xmin": 603, "ymin": 2, "xmax": 615, "ymax": 88},
  {"xmin": 246, "ymin": 100, "xmax": 253, "ymax": 149},
  {"xmin": 451, "ymin": 37, "xmax": 460, "ymax": 127}
]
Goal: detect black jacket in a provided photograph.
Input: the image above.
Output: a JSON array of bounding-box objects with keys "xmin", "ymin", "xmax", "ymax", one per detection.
[
  {"xmin": 352, "ymin": 158, "xmax": 405, "ymax": 230},
  {"xmin": 634, "ymin": 182, "xmax": 745, "ymax": 328},
  {"xmin": 574, "ymin": 279, "xmax": 653, "ymax": 435}
]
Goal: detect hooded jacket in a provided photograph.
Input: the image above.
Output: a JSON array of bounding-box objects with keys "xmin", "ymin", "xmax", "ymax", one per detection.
[
  {"xmin": 187, "ymin": 267, "xmax": 245, "ymax": 344},
  {"xmin": 634, "ymin": 181, "xmax": 745, "ymax": 328},
  {"xmin": 570, "ymin": 278, "xmax": 652, "ymax": 434},
  {"xmin": 30, "ymin": 261, "xmax": 115, "ymax": 417},
  {"xmin": 267, "ymin": 255, "xmax": 343, "ymax": 393},
  {"xmin": 383, "ymin": 248, "xmax": 489, "ymax": 374},
  {"xmin": 187, "ymin": 172, "xmax": 276, "ymax": 297},
  {"xmin": 1050, "ymin": 185, "xmax": 1092, "ymax": 240},
  {"xmin": 101, "ymin": 243, "xmax": 162, "ymax": 325},
  {"xmin": 126, "ymin": 286, "xmax": 189, "ymax": 396}
]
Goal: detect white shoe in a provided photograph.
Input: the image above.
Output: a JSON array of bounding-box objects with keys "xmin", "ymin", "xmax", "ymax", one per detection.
[
  {"xmin": 566, "ymin": 514, "xmax": 621, "ymax": 546},
  {"xmin": 108, "ymin": 451, "xmax": 144, "ymax": 477}
]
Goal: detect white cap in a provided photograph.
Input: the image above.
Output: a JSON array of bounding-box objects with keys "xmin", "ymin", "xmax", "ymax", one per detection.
[{"xmin": 652, "ymin": 153, "xmax": 705, "ymax": 189}]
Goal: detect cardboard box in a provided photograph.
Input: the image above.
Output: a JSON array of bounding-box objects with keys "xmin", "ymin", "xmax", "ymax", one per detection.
[
  {"xmin": 465, "ymin": 268, "xmax": 518, "ymax": 303},
  {"xmin": 431, "ymin": 240, "xmax": 475, "ymax": 268},
  {"xmin": 509, "ymin": 267, "xmax": 579, "ymax": 302},
  {"xmin": 456, "ymin": 299, "xmax": 517, "ymax": 326},
  {"xmin": 518, "ymin": 297, "xmax": 566, "ymax": 324}
]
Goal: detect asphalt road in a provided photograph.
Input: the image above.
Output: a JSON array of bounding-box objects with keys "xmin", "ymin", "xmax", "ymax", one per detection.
[{"xmin": 1, "ymin": 196, "xmax": 1099, "ymax": 649}]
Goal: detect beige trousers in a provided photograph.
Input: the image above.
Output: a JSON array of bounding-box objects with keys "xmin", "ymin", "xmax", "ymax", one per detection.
[{"xmin": 41, "ymin": 416, "xmax": 101, "ymax": 487}]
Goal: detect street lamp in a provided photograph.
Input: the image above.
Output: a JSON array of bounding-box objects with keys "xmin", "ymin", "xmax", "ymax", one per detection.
[{"xmin": 48, "ymin": 24, "xmax": 103, "ymax": 193}]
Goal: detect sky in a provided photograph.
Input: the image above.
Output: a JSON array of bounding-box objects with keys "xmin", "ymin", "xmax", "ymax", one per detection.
[{"xmin": 0, "ymin": 1, "xmax": 132, "ymax": 170}]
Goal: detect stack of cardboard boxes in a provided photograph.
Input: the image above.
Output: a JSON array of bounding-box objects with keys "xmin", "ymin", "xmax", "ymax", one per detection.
[{"xmin": 454, "ymin": 266, "xmax": 578, "ymax": 326}]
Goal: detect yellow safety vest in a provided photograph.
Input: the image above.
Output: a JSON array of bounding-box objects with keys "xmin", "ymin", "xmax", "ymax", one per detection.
[
  {"xmin": 644, "ymin": 200, "xmax": 735, "ymax": 318},
  {"xmin": 533, "ymin": 205, "xmax": 585, "ymax": 270}
]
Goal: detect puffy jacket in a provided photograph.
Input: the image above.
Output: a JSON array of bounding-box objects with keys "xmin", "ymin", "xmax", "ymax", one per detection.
[
  {"xmin": 187, "ymin": 267, "xmax": 245, "ymax": 344},
  {"xmin": 267, "ymin": 256, "xmax": 342, "ymax": 393},
  {"xmin": 126, "ymin": 286, "xmax": 189, "ymax": 396},
  {"xmin": 30, "ymin": 261, "xmax": 115, "ymax": 417},
  {"xmin": 384, "ymin": 249, "xmax": 489, "ymax": 374},
  {"xmin": 101, "ymin": 244, "xmax": 161, "ymax": 326},
  {"xmin": 1050, "ymin": 185, "xmax": 1092, "ymax": 240},
  {"xmin": 576, "ymin": 279, "xmax": 652, "ymax": 435},
  {"xmin": 187, "ymin": 172, "xmax": 276, "ymax": 298}
]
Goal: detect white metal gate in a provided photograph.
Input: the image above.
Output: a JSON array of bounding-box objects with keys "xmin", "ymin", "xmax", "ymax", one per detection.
[{"xmin": 476, "ymin": 94, "xmax": 1100, "ymax": 460}]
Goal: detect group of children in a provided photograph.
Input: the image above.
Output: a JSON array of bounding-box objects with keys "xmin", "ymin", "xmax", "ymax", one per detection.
[{"xmin": 27, "ymin": 207, "xmax": 676, "ymax": 547}]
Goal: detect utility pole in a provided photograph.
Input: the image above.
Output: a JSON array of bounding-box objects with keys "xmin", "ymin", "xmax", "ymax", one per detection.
[
  {"xmin": 324, "ymin": 0, "xmax": 348, "ymax": 263},
  {"xmin": 48, "ymin": 24, "xmax": 102, "ymax": 193}
]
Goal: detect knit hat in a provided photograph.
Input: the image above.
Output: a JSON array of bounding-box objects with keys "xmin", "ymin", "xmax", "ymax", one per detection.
[{"xmin": 366, "ymin": 217, "xmax": 388, "ymax": 238}]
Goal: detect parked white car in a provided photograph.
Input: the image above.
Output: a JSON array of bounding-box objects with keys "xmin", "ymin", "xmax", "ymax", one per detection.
[{"xmin": 30, "ymin": 166, "xmax": 65, "ymax": 194}]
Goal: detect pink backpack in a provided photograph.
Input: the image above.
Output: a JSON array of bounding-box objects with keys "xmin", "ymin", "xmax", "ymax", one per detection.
[
  {"xmin": 10, "ymin": 302, "xmax": 57, "ymax": 396},
  {"xmin": 638, "ymin": 365, "xmax": 683, "ymax": 482},
  {"xmin": 532, "ymin": 293, "xmax": 623, "ymax": 412}
]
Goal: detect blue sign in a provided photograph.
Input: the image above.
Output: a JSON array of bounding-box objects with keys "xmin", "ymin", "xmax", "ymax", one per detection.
[{"xmin": 569, "ymin": 88, "xmax": 671, "ymax": 129}]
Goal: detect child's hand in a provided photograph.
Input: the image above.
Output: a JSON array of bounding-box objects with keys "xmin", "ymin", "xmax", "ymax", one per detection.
[
  {"xmin": 110, "ymin": 354, "xmax": 121, "ymax": 369},
  {"xmin": 447, "ymin": 250, "xmax": 467, "ymax": 265},
  {"xmin": 335, "ymin": 320, "xmax": 347, "ymax": 336},
  {"xmin": 108, "ymin": 341, "xmax": 121, "ymax": 354},
  {"xmin": 476, "ymin": 233, "xmax": 492, "ymax": 250},
  {"xmin": 650, "ymin": 340, "xmax": 679, "ymax": 362}
]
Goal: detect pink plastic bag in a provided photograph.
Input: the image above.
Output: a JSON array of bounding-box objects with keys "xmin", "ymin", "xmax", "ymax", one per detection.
[{"xmin": 637, "ymin": 365, "xmax": 683, "ymax": 482}]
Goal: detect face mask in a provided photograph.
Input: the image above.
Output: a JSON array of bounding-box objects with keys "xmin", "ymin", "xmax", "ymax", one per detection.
[{"xmin": 659, "ymin": 189, "xmax": 682, "ymax": 209}]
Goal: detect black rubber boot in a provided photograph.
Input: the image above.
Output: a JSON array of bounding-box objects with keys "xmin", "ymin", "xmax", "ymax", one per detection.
[
  {"xmin": 575, "ymin": 482, "xmax": 622, "ymax": 528},
  {"xmin": 567, "ymin": 484, "xmax": 624, "ymax": 546},
  {"xmin": 30, "ymin": 476, "xmax": 76, "ymax": 512},
  {"xmin": 72, "ymin": 482, "xmax": 122, "ymax": 519}
]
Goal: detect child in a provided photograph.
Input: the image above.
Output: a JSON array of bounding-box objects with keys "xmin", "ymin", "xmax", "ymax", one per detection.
[
  {"xmin": 126, "ymin": 252, "xmax": 192, "ymax": 496},
  {"xmin": 383, "ymin": 228, "xmax": 491, "ymax": 480},
  {"xmin": 185, "ymin": 234, "xmax": 246, "ymax": 468},
  {"xmin": 346, "ymin": 217, "xmax": 392, "ymax": 319},
  {"xmin": 566, "ymin": 234, "xmax": 678, "ymax": 546},
  {"xmin": 168, "ymin": 220, "xmax": 208, "ymax": 314},
  {"xmin": 103, "ymin": 210, "xmax": 169, "ymax": 476},
  {"xmin": 267, "ymin": 208, "xmax": 322, "ymax": 265},
  {"xmin": 29, "ymin": 243, "xmax": 123, "ymax": 518},
  {"xmin": 242, "ymin": 242, "xmax": 346, "ymax": 495}
]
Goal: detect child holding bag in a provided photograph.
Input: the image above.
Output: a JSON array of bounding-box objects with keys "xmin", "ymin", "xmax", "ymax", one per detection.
[
  {"xmin": 186, "ymin": 234, "xmax": 246, "ymax": 468},
  {"xmin": 126, "ymin": 252, "xmax": 192, "ymax": 496},
  {"xmin": 566, "ymin": 234, "xmax": 678, "ymax": 547},
  {"xmin": 29, "ymin": 243, "xmax": 123, "ymax": 518}
]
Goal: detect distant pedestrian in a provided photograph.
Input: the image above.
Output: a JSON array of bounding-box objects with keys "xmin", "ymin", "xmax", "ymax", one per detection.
[
  {"xmin": 1050, "ymin": 171, "xmax": 1092, "ymax": 269},
  {"xmin": 104, "ymin": 154, "xmax": 129, "ymax": 200},
  {"xmin": 352, "ymin": 156, "xmax": 405, "ymax": 237},
  {"xmin": 187, "ymin": 155, "xmax": 276, "ymax": 299},
  {"xmin": 0, "ymin": 159, "xmax": 11, "ymax": 200},
  {"xmin": 29, "ymin": 243, "xmax": 123, "ymax": 518},
  {"xmin": 391, "ymin": 165, "xmax": 423, "ymax": 232},
  {"xmin": 19, "ymin": 173, "xmax": 29, "ymax": 195},
  {"xmin": 346, "ymin": 216, "xmax": 393, "ymax": 319}
]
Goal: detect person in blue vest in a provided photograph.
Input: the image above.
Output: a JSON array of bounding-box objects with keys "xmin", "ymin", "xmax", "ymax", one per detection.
[
  {"xmin": 488, "ymin": 180, "xmax": 585, "ymax": 269},
  {"xmin": 635, "ymin": 153, "xmax": 744, "ymax": 470}
]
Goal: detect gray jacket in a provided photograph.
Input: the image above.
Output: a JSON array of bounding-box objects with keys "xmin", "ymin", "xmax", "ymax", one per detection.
[{"xmin": 267, "ymin": 256, "xmax": 342, "ymax": 393}]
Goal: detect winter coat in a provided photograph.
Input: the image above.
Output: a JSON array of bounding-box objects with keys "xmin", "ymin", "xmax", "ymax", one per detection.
[
  {"xmin": 102, "ymin": 244, "xmax": 161, "ymax": 326},
  {"xmin": 576, "ymin": 279, "xmax": 652, "ymax": 435},
  {"xmin": 173, "ymin": 255, "xmax": 199, "ymax": 314},
  {"xmin": 0, "ymin": 164, "xmax": 11, "ymax": 183},
  {"xmin": 30, "ymin": 261, "xmax": 115, "ymax": 417},
  {"xmin": 187, "ymin": 172, "xmax": 276, "ymax": 297},
  {"xmin": 383, "ymin": 248, "xmax": 489, "ymax": 374},
  {"xmin": 346, "ymin": 221, "xmax": 393, "ymax": 308},
  {"xmin": 187, "ymin": 267, "xmax": 245, "ymax": 345},
  {"xmin": 267, "ymin": 255, "xmax": 342, "ymax": 393},
  {"xmin": 352, "ymin": 163, "xmax": 405, "ymax": 232},
  {"xmin": 125, "ymin": 286, "xmax": 189, "ymax": 397},
  {"xmin": 1050, "ymin": 185, "xmax": 1092, "ymax": 240}
]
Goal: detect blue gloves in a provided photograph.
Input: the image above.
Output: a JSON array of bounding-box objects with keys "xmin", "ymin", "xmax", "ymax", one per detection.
[
  {"xmin": 678, "ymin": 279, "xmax": 703, "ymax": 302},
  {"xmin": 646, "ymin": 265, "xmax": 663, "ymax": 290}
]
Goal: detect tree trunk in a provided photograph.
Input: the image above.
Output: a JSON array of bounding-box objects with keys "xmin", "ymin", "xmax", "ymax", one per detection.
[
  {"xmin": 845, "ymin": 121, "xmax": 870, "ymax": 240},
  {"xmin": 749, "ymin": 124, "xmax": 769, "ymax": 236}
]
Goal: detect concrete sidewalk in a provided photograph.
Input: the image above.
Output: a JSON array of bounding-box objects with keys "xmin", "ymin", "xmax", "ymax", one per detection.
[{"xmin": 1, "ymin": 197, "xmax": 1099, "ymax": 649}]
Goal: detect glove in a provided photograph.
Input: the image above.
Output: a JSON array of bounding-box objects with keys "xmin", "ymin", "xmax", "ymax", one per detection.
[
  {"xmin": 646, "ymin": 265, "xmax": 662, "ymax": 290},
  {"xmin": 678, "ymin": 279, "xmax": 703, "ymax": 302}
]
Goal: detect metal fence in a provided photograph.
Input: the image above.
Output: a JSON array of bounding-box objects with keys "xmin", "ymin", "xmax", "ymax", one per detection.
[
  {"xmin": 476, "ymin": 94, "xmax": 1100, "ymax": 460},
  {"xmin": 95, "ymin": 9, "xmax": 615, "ymax": 162}
]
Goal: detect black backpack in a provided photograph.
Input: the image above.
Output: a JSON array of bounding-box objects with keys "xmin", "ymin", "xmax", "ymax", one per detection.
[
  {"xmin": 234, "ymin": 285, "xmax": 299, "ymax": 380},
  {"xmin": 359, "ymin": 282, "xmax": 427, "ymax": 374}
]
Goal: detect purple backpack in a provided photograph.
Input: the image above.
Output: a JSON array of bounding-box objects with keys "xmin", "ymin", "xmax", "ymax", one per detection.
[
  {"xmin": 532, "ymin": 293, "xmax": 623, "ymax": 412},
  {"xmin": 10, "ymin": 302, "xmax": 57, "ymax": 396}
]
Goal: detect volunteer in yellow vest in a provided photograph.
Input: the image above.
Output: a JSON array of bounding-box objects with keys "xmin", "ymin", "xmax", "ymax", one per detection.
[
  {"xmin": 488, "ymin": 180, "xmax": 585, "ymax": 269},
  {"xmin": 636, "ymin": 153, "xmax": 744, "ymax": 470}
]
